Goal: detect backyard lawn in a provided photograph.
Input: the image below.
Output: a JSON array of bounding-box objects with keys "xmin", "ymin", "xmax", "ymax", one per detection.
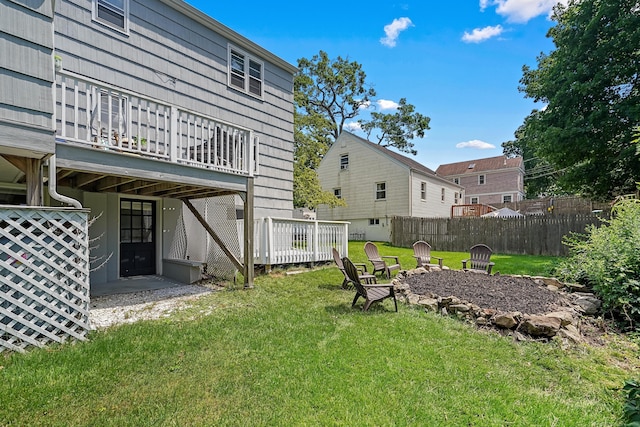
[{"xmin": 1, "ymin": 242, "xmax": 637, "ymax": 426}]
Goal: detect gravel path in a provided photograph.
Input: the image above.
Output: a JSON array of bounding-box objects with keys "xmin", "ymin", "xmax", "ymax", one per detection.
[{"xmin": 89, "ymin": 283, "xmax": 221, "ymax": 329}]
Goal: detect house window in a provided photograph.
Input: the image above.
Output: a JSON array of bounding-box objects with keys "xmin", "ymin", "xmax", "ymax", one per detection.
[
  {"xmin": 454, "ymin": 192, "xmax": 459, "ymax": 204},
  {"xmin": 503, "ymin": 195, "xmax": 512, "ymax": 203},
  {"xmin": 340, "ymin": 154, "xmax": 349, "ymax": 170},
  {"xmin": 441, "ymin": 188, "xmax": 445, "ymax": 202},
  {"xmin": 453, "ymin": 177, "xmax": 460, "ymax": 185},
  {"xmin": 369, "ymin": 218, "xmax": 380, "ymax": 225},
  {"xmin": 334, "ymin": 188, "xmax": 342, "ymax": 199},
  {"xmin": 471, "ymin": 197, "xmax": 479, "ymax": 204},
  {"xmin": 478, "ymin": 174, "xmax": 486, "ymax": 185},
  {"xmin": 376, "ymin": 182, "xmax": 386, "ymax": 200},
  {"xmin": 93, "ymin": 0, "xmax": 128, "ymax": 32},
  {"xmin": 420, "ymin": 182, "xmax": 427, "ymax": 200},
  {"xmin": 228, "ymin": 46, "xmax": 263, "ymax": 98}
]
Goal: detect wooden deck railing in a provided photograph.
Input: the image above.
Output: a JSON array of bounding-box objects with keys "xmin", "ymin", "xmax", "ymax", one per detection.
[
  {"xmin": 55, "ymin": 70, "xmax": 257, "ymax": 176},
  {"xmin": 254, "ymin": 218, "xmax": 349, "ymax": 267}
]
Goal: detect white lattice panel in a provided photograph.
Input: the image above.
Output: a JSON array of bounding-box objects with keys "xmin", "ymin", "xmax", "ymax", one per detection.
[{"xmin": 1, "ymin": 207, "xmax": 90, "ymax": 353}]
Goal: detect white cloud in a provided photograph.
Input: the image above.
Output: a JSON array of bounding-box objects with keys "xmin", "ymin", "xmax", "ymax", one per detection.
[
  {"xmin": 462, "ymin": 25, "xmax": 504, "ymax": 43},
  {"xmin": 358, "ymin": 100, "xmax": 372, "ymax": 110},
  {"xmin": 377, "ymin": 99, "xmax": 399, "ymax": 110},
  {"xmin": 344, "ymin": 122, "xmax": 362, "ymax": 132},
  {"xmin": 380, "ymin": 17, "xmax": 414, "ymax": 48},
  {"xmin": 481, "ymin": 0, "xmax": 569, "ymax": 23},
  {"xmin": 456, "ymin": 139, "xmax": 496, "ymax": 149}
]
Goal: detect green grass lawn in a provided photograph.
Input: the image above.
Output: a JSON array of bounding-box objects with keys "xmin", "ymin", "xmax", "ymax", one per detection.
[{"xmin": 1, "ymin": 242, "xmax": 636, "ymax": 426}]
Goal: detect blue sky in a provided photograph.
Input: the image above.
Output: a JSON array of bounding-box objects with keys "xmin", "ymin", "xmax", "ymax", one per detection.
[{"xmin": 186, "ymin": 0, "xmax": 566, "ymax": 170}]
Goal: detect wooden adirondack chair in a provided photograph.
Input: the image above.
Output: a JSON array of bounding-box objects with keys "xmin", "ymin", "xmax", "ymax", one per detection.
[
  {"xmin": 462, "ymin": 244, "xmax": 495, "ymax": 274},
  {"xmin": 412, "ymin": 240, "xmax": 444, "ymax": 269},
  {"xmin": 342, "ymin": 256, "xmax": 397, "ymax": 312},
  {"xmin": 332, "ymin": 248, "xmax": 376, "ymax": 289},
  {"xmin": 364, "ymin": 241, "xmax": 401, "ymax": 279}
]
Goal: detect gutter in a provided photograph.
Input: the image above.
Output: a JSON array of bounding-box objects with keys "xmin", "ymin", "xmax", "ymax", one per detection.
[{"xmin": 48, "ymin": 155, "xmax": 82, "ymax": 208}]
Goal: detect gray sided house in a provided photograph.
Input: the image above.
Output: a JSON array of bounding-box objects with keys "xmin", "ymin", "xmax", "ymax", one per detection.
[
  {"xmin": 1, "ymin": 0, "xmax": 297, "ymax": 290},
  {"xmin": 316, "ymin": 132, "xmax": 464, "ymax": 242},
  {"xmin": 436, "ymin": 155, "xmax": 525, "ymax": 206}
]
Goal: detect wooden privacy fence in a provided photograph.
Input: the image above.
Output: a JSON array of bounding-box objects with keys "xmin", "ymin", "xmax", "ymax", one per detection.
[
  {"xmin": 391, "ymin": 214, "xmax": 606, "ymax": 256},
  {"xmin": 1, "ymin": 206, "xmax": 90, "ymax": 353}
]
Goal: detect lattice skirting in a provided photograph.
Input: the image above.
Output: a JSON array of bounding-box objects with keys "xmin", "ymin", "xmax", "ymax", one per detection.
[{"xmin": 1, "ymin": 207, "xmax": 90, "ymax": 353}]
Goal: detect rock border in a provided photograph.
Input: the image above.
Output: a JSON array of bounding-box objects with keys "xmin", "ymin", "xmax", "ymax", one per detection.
[{"xmin": 392, "ymin": 267, "xmax": 602, "ymax": 344}]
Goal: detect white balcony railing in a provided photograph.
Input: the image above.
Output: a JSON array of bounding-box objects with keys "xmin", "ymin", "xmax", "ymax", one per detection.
[
  {"xmin": 55, "ymin": 70, "xmax": 258, "ymax": 176},
  {"xmin": 254, "ymin": 218, "xmax": 349, "ymax": 266}
]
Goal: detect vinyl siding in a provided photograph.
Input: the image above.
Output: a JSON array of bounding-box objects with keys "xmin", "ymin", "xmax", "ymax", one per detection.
[{"xmin": 317, "ymin": 133, "xmax": 411, "ymax": 222}]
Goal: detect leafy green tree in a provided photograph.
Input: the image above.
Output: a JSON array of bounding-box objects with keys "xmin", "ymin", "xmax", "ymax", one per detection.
[
  {"xmin": 295, "ymin": 50, "xmax": 376, "ymax": 142},
  {"xmin": 360, "ymin": 98, "xmax": 431, "ymax": 155},
  {"xmin": 293, "ymin": 50, "xmax": 432, "ymax": 207},
  {"xmin": 516, "ymin": 0, "xmax": 640, "ymax": 201},
  {"xmin": 293, "ymin": 111, "xmax": 345, "ymax": 209}
]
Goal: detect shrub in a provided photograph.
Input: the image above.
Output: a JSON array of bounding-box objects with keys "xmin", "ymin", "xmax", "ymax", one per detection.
[
  {"xmin": 623, "ymin": 379, "xmax": 640, "ymax": 426},
  {"xmin": 557, "ymin": 196, "xmax": 640, "ymax": 329}
]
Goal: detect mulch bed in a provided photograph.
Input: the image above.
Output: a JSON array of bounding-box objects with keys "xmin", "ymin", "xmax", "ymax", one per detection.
[{"xmin": 401, "ymin": 269, "xmax": 568, "ymax": 315}]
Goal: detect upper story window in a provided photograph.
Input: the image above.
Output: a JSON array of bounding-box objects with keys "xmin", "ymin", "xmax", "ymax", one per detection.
[
  {"xmin": 478, "ymin": 174, "xmax": 486, "ymax": 185},
  {"xmin": 93, "ymin": 0, "xmax": 129, "ymax": 33},
  {"xmin": 503, "ymin": 195, "xmax": 512, "ymax": 203},
  {"xmin": 340, "ymin": 154, "xmax": 349, "ymax": 170},
  {"xmin": 334, "ymin": 188, "xmax": 342, "ymax": 199},
  {"xmin": 229, "ymin": 46, "xmax": 263, "ymax": 98},
  {"xmin": 471, "ymin": 196, "xmax": 479, "ymax": 204},
  {"xmin": 420, "ymin": 182, "xmax": 427, "ymax": 200},
  {"xmin": 441, "ymin": 188, "xmax": 445, "ymax": 202},
  {"xmin": 453, "ymin": 177, "xmax": 460, "ymax": 185},
  {"xmin": 376, "ymin": 182, "xmax": 386, "ymax": 200}
]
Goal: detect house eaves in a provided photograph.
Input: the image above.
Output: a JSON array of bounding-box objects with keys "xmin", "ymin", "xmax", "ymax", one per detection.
[
  {"xmin": 346, "ymin": 131, "xmax": 461, "ymax": 188},
  {"xmin": 160, "ymin": 0, "xmax": 298, "ymax": 76}
]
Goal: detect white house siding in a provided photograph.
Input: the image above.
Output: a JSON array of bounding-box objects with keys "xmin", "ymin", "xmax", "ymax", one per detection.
[
  {"xmin": 410, "ymin": 172, "xmax": 461, "ymax": 218},
  {"xmin": 317, "ymin": 132, "xmax": 461, "ymax": 242},
  {"xmin": 0, "ymin": 0, "xmax": 55, "ymax": 155},
  {"xmin": 53, "ymin": 0, "xmax": 294, "ymax": 218}
]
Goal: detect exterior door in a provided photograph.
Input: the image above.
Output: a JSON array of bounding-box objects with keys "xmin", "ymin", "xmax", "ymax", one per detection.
[{"xmin": 120, "ymin": 199, "xmax": 156, "ymax": 276}]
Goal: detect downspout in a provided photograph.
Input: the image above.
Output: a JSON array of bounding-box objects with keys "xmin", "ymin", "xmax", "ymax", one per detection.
[{"xmin": 48, "ymin": 155, "xmax": 83, "ymax": 208}]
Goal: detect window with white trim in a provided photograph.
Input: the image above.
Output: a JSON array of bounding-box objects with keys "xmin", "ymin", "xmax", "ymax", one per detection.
[
  {"xmin": 503, "ymin": 195, "xmax": 512, "ymax": 203},
  {"xmin": 375, "ymin": 182, "xmax": 386, "ymax": 200},
  {"xmin": 478, "ymin": 174, "xmax": 486, "ymax": 185},
  {"xmin": 228, "ymin": 46, "xmax": 263, "ymax": 98},
  {"xmin": 340, "ymin": 154, "xmax": 349, "ymax": 170},
  {"xmin": 93, "ymin": 0, "xmax": 128, "ymax": 32},
  {"xmin": 369, "ymin": 218, "xmax": 380, "ymax": 225},
  {"xmin": 420, "ymin": 182, "xmax": 427, "ymax": 200},
  {"xmin": 471, "ymin": 196, "xmax": 479, "ymax": 204},
  {"xmin": 334, "ymin": 188, "xmax": 342, "ymax": 199},
  {"xmin": 453, "ymin": 177, "xmax": 459, "ymax": 185},
  {"xmin": 441, "ymin": 188, "xmax": 445, "ymax": 202}
]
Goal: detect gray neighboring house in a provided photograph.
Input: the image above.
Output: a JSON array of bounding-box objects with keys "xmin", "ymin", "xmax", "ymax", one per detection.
[
  {"xmin": 0, "ymin": 0, "xmax": 297, "ymax": 289},
  {"xmin": 316, "ymin": 132, "xmax": 464, "ymax": 242},
  {"xmin": 436, "ymin": 155, "xmax": 525, "ymax": 206}
]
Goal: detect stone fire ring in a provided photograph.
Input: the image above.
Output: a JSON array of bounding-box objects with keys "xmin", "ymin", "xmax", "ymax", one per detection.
[{"xmin": 392, "ymin": 267, "xmax": 602, "ymax": 344}]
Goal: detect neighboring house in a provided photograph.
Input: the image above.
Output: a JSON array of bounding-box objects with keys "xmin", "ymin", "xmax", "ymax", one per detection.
[
  {"xmin": 316, "ymin": 132, "xmax": 464, "ymax": 242},
  {"xmin": 0, "ymin": 0, "xmax": 297, "ymax": 289},
  {"xmin": 436, "ymin": 155, "xmax": 525, "ymax": 206}
]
